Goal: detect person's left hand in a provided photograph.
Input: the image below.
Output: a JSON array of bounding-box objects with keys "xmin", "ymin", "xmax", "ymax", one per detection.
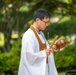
[{"xmin": 51, "ymin": 44, "xmax": 59, "ymax": 52}]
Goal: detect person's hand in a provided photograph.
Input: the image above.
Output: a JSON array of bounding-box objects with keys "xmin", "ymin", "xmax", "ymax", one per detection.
[
  {"xmin": 45, "ymin": 48, "xmax": 52, "ymax": 56},
  {"xmin": 50, "ymin": 44, "xmax": 59, "ymax": 52},
  {"xmin": 51, "ymin": 44, "xmax": 59, "ymax": 52}
]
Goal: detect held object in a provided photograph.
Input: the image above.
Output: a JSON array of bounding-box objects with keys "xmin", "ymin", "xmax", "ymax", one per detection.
[{"xmin": 50, "ymin": 36, "xmax": 66, "ymax": 52}]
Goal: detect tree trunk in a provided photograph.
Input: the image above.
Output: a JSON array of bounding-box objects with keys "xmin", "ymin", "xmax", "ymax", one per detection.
[{"xmin": 3, "ymin": 30, "xmax": 12, "ymax": 52}]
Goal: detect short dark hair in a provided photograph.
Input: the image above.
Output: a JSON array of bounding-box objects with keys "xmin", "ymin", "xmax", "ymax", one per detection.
[{"xmin": 33, "ymin": 8, "xmax": 50, "ymax": 21}]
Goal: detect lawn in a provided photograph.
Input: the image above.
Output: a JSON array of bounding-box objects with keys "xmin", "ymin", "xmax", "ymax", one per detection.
[
  {"xmin": 59, "ymin": 72, "xmax": 65, "ymax": 75},
  {"xmin": 0, "ymin": 33, "xmax": 4, "ymax": 46},
  {"xmin": 0, "ymin": 33, "xmax": 18, "ymax": 46}
]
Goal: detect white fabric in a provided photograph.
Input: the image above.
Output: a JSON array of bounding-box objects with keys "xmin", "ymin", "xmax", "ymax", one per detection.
[
  {"xmin": 18, "ymin": 28, "xmax": 58, "ymax": 75},
  {"xmin": 45, "ymin": 64, "xmax": 49, "ymax": 75}
]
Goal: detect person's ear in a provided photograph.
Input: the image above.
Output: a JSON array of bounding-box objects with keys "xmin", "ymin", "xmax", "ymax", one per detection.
[{"xmin": 36, "ymin": 18, "xmax": 40, "ymax": 22}]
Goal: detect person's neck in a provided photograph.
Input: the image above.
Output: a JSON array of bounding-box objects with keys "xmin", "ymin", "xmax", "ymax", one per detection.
[{"xmin": 32, "ymin": 22, "xmax": 40, "ymax": 31}]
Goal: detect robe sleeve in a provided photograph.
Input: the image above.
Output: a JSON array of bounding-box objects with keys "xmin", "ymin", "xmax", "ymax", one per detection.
[{"xmin": 21, "ymin": 34, "xmax": 47, "ymax": 65}]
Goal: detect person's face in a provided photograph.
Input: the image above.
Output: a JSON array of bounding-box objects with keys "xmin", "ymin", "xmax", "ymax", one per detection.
[{"xmin": 36, "ymin": 17, "xmax": 50, "ymax": 31}]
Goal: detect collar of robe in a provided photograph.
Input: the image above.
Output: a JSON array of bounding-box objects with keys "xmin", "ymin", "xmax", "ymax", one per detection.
[{"xmin": 30, "ymin": 25, "xmax": 48, "ymax": 63}]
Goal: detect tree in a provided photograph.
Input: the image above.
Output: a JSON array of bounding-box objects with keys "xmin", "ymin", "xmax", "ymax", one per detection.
[{"xmin": 0, "ymin": 0, "xmax": 76, "ymax": 52}]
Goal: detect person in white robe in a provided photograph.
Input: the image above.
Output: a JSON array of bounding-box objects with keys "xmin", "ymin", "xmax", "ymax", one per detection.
[{"xmin": 18, "ymin": 8, "xmax": 58, "ymax": 75}]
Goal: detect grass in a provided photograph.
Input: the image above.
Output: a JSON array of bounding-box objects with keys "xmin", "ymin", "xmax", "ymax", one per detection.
[
  {"xmin": 11, "ymin": 33, "xmax": 18, "ymax": 38},
  {"xmin": 59, "ymin": 72, "xmax": 65, "ymax": 75},
  {"xmin": 0, "ymin": 33, "xmax": 18, "ymax": 46},
  {"xmin": 0, "ymin": 33, "xmax": 4, "ymax": 46}
]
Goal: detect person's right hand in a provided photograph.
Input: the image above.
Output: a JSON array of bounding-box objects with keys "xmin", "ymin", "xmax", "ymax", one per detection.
[{"xmin": 45, "ymin": 48, "xmax": 52, "ymax": 56}]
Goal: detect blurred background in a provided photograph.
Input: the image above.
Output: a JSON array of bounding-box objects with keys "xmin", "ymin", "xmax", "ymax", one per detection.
[{"xmin": 0, "ymin": 0, "xmax": 76, "ymax": 75}]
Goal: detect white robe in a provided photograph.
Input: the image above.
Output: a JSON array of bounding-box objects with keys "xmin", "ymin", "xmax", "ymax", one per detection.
[{"xmin": 18, "ymin": 28, "xmax": 58, "ymax": 75}]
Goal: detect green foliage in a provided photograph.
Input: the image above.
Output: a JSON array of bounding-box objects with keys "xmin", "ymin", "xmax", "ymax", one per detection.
[
  {"xmin": 0, "ymin": 39, "xmax": 21, "ymax": 74},
  {"xmin": 0, "ymin": 0, "xmax": 76, "ymax": 74},
  {"xmin": 54, "ymin": 44, "xmax": 76, "ymax": 71},
  {"xmin": 0, "ymin": 33, "xmax": 4, "ymax": 46},
  {"xmin": 44, "ymin": 17, "xmax": 76, "ymax": 39},
  {"xmin": 59, "ymin": 72, "xmax": 65, "ymax": 75}
]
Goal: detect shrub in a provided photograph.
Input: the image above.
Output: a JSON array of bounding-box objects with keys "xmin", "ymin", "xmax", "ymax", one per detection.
[
  {"xmin": 0, "ymin": 39, "xmax": 21, "ymax": 75},
  {"xmin": 54, "ymin": 44, "xmax": 76, "ymax": 71}
]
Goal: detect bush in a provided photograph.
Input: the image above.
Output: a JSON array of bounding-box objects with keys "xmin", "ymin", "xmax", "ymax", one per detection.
[
  {"xmin": 0, "ymin": 40, "xmax": 21, "ymax": 75},
  {"xmin": 54, "ymin": 44, "xmax": 76, "ymax": 71}
]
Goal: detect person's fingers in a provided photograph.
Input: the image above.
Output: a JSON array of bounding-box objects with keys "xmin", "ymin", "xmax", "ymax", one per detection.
[
  {"xmin": 53, "ymin": 49, "xmax": 60, "ymax": 52},
  {"xmin": 49, "ymin": 48, "xmax": 53, "ymax": 51},
  {"xmin": 46, "ymin": 48, "xmax": 52, "ymax": 56}
]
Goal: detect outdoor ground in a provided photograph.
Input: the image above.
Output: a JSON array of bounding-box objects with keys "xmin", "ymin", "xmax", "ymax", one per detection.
[{"xmin": 59, "ymin": 72, "xmax": 65, "ymax": 75}]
